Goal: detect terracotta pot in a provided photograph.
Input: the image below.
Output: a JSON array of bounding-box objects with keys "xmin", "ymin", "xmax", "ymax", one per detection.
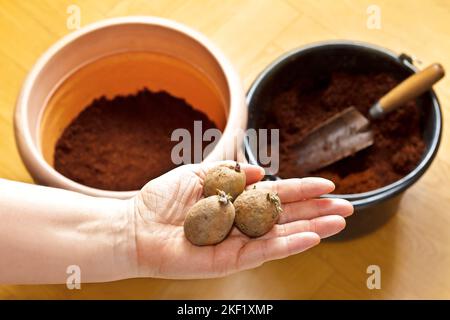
[{"xmin": 15, "ymin": 16, "xmax": 246, "ymax": 199}]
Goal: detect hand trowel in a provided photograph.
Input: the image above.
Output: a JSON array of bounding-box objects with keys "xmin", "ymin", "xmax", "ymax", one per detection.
[{"xmin": 293, "ymin": 63, "xmax": 445, "ymax": 174}]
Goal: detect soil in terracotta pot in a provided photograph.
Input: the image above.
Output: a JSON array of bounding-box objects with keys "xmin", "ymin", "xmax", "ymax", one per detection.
[
  {"xmin": 262, "ymin": 72, "xmax": 425, "ymax": 194},
  {"xmin": 54, "ymin": 88, "xmax": 217, "ymax": 191}
]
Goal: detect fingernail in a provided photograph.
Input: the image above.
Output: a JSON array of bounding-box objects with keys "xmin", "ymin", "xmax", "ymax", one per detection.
[{"xmin": 258, "ymin": 167, "xmax": 266, "ymax": 176}]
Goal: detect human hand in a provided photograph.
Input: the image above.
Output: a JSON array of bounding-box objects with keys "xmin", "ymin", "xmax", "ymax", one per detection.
[{"xmin": 127, "ymin": 162, "xmax": 353, "ymax": 279}]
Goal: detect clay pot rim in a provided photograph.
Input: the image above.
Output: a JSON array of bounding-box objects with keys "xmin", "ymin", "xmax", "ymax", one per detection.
[
  {"xmin": 15, "ymin": 16, "xmax": 245, "ymax": 199},
  {"xmin": 245, "ymin": 40, "xmax": 442, "ymax": 207}
]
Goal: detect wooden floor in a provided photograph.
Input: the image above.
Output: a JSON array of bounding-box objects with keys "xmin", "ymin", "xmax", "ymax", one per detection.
[{"xmin": 1, "ymin": 0, "xmax": 449, "ymax": 299}]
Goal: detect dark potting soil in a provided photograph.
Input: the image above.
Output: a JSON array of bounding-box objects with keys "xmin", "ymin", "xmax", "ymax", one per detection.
[
  {"xmin": 54, "ymin": 88, "xmax": 217, "ymax": 191},
  {"xmin": 264, "ymin": 72, "xmax": 425, "ymax": 194}
]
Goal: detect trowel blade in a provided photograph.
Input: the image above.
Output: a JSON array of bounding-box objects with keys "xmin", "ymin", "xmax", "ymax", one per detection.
[{"xmin": 292, "ymin": 107, "xmax": 374, "ymax": 174}]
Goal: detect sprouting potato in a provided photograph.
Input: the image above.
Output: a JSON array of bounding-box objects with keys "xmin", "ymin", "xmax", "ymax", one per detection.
[
  {"xmin": 234, "ymin": 188, "xmax": 282, "ymax": 237},
  {"xmin": 203, "ymin": 163, "xmax": 246, "ymax": 200},
  {"xmin": 184, "ymin": 190, "xmax": 235, "ymax": 246}
]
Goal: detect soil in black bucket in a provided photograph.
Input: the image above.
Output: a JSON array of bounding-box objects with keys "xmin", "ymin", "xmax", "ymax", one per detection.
[{"xmin": 262, "ymin": 72, "xmax": 425, "ymax": 194}]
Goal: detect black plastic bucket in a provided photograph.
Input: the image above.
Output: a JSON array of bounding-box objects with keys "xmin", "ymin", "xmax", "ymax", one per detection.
[{"xmin": 245, "ymin": 41, "xmax": 442, "ymax": 238}]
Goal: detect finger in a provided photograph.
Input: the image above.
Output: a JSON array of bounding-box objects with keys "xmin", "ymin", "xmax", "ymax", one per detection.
[
  {"xmin": 248, "ymin": 177, "xmax": 335, "ymax": 203},
  {"xmin": 263, "ymin": 215, "xmax": 346, "ymax": 239},
  {"xmin": 237, "ymin": 232, "xmax": 320, "ymax": 271},
  {"xmin": 240, "ymin": 163, "xmax": 265, "ymax": 185},
  {"xmin": 279, "ymin": 198, "xmax": 353, "ymax": 223},
  {"xmin": 201, "ymin": 161, "xmax": 265, "ymax": 185}
]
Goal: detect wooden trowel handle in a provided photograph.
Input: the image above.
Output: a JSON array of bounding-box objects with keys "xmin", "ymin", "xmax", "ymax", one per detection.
[{"xmin": 369, "ymin": 63, "xmax": 445, "ymax": 119}]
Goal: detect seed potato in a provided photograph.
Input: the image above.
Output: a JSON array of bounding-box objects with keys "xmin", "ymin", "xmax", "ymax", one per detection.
[
  {"xmin": 204, "ymin": 163, "xmax": 246, "ymax": 200},
  {"xmin": 234, "ymin": 188, "xmax": 282, "ymax": 237},
  {"xmin": 184, "ymin": 191, "xmax": 235, "ymax": 246}
]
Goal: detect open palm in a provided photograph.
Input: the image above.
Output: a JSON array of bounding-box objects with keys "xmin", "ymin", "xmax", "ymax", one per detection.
[{"xmin": 131, "ymin": 161, "xmax": 353, "ymax": 279}]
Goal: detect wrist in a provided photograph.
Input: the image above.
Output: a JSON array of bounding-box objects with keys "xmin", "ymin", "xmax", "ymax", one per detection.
[{"xmin": 96, "ymin": 197, "xmax": 138, "ymax": 281}]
